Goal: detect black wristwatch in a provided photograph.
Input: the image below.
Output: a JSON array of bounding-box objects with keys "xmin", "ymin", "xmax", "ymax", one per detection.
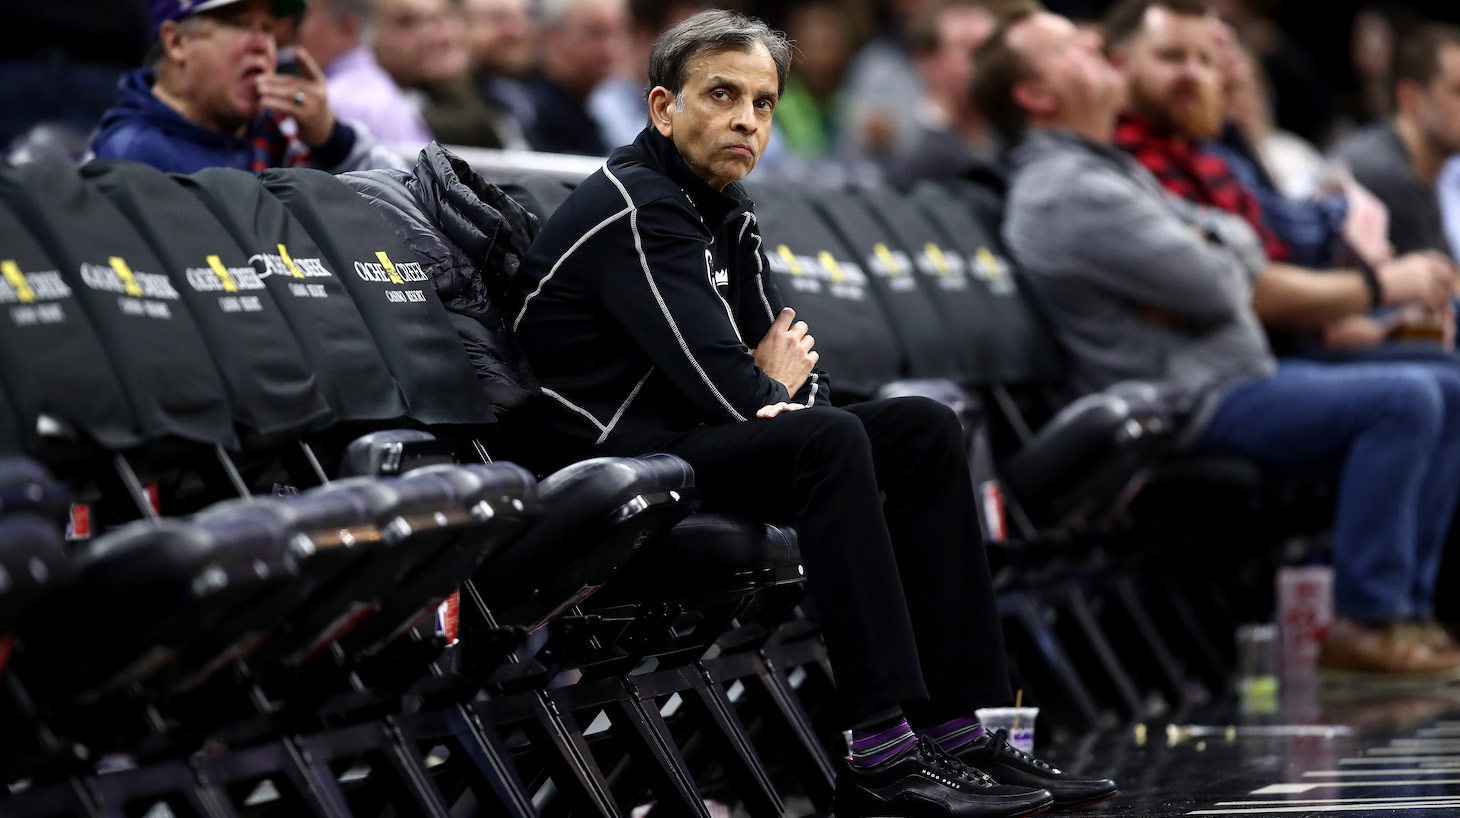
[{"xmin": 1356, "ymin": 259, "xmax": 1384, "ymax": 309}]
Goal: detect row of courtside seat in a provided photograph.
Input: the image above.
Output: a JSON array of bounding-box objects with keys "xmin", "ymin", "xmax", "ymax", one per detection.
[{"xmin": 0, "ymin": 151, "xmax": 1295, "ymax": 817}]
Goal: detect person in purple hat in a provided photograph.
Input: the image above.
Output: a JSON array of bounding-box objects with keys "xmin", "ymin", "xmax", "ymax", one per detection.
[{"xmin": 91, "ymin": 0, "xmax": 402, "ymax": 173}]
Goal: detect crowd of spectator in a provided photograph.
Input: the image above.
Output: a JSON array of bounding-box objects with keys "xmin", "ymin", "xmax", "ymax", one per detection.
[{"xmin": 5, "ymin": 0, "xmax": 1456, "ymax": 182}]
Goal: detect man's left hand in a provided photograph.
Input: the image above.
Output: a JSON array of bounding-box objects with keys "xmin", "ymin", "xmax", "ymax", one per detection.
[
  {"xmin": 256, "ymin": 46, "xmax": 336, "ymax": 148},
  {"xmin": 756, "ymin": 402, "xmax": 806, "ymax": 418}
]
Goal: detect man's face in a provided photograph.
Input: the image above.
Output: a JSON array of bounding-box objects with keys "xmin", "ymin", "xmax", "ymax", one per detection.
[
  {"xmin": 463, "ymin": 0, "xmax": 536, "ymax": 77},
  {"xmin": 170, "ymin": 0, "xmax": 278, "ymax": 127},
  {"xmin": 1117, "ymin": 7, "xmax": 1224, "ymax": 140},
  {"xmin": 653, "ymin": 44, "xmax": 778, "ymax": 191},
  {"xmin": 1009, "ymin": 13, "xmax": 1124, "ymax": 130},
  {"xmin": 374, "ymin": 0, "xmax": 465, "ymax": 87},
  {"xmin": 1416, "ymin": 44, "xmax": 1460, "ymax": 155},
  {"xmin": 922, "ymin": 6, "xmax": 995, "ymax": 103},
  {"xmin": 542, "ymin": 0, "xmax": 630, "ymax": 96}
]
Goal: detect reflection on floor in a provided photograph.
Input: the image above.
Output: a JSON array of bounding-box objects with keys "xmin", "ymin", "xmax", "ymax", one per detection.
[{"xmin": 1039, "ymin": 679, "xmax": 1460, "ymax": 818}]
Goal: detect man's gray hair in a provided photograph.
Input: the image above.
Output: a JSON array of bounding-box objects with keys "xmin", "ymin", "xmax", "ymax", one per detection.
[{"xmin": 647, "ymin": 9, "xmax": 792, "ymax": 97}]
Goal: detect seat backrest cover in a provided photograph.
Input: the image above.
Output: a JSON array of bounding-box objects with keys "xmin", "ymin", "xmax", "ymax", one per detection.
[
  {"xmin": 0, "ymin": 203, "xmax": 139, "ymax": 453},
  {"xmin": 260, "ymin": 168, "xmax": 494, "ymax": 427},
  {"xmin": 746, "ymin": 182, "xmax": 905, "ymax": 397},
  {"xmin": 183, "ymin": 167, "xmax": 408, "ymax": 425},
  {"xmin": 0, "ymin": 163, "xmax": 235, "ymax": 449},
  {"xmin": 809, "ymin": 187, "xmax": 969, "ymax": 382},
  {"xmin": 83, "ymin": 160, "xmax": 333, "ymax": 438},
  {"xmin": 912, "ymin": 182, "xmax": 1065, "ymax": 384},
  {"xmin": 493, "ymin": 175, "xmax": 576, "ymax": 223},
  {"xmin": 857, "ymin": 185, "xmax": 1001, "ymax": 378}
]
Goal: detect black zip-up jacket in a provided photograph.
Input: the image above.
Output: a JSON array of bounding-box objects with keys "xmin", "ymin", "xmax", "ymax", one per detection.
[{"xmin": 509, "ymin": 127, "xmax": 830, "ymax": 452}]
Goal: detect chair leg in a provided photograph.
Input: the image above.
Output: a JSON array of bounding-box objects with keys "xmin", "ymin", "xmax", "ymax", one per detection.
[
  {"xmin": 294, "ymin": 721, "xmax": 453, "ymax": 818},
  {"xmin": 1056, "ymin": 585, "xmax": 1144, "ymax": 721},
  {"xmin": 1151, "ymin": 577, "xmax": 1230, "ymax": 696},
  {"xmin": 751, "ymin": 647, "xmax": 837, "ymax": 810},
  {"xmin": 682, "ymin": 662, "xmax": 783, "ymax": 818},
  {"xmin": 401, "ymin": 704, "xmax": 537, "ymax": 818},
  {"xmin": 505, "ymin": 688, "xmax": 621, "ymax": 818},
  {"xmin": 193, "ymin": 738, "xmax": 353, "ymax": 818},
  {"xmin": 607, "ymin": 677, "xmax": 711, "ymax": 818},
  {"xmin": 1000, "ymin": 590, "xmax": 1102, "ymax": 731},
  {"xmin": 1, "ymin": 778, "xmax": 104, "ymax": 818},
  {"xmin": 87, "ymin": 760, "xmax": 238, "ymax": 818},
  {"xmin": 1104, "ymin": 575, "xmax": 1194, "ymax": 710}
]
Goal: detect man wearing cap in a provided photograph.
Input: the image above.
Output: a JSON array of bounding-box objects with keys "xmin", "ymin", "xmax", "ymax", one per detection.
[{"xmin": 92, "ymin": 0, "xmax": 399, "ymax": 173}]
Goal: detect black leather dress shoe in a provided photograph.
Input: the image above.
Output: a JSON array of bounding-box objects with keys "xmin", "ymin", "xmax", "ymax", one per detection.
[
  {"xmin": 955, "ymin": 729, "xmax": 1118, "ymax": 809},
  {"xmin": 836, "ymin": 735, "xmax": 1054, "ymax": 818}
]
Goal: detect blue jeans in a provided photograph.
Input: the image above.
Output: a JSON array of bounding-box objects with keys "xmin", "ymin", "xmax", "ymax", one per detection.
[{"xmin": 1195, "ymin": 359, "xmax": 1460, "ymax": 621}]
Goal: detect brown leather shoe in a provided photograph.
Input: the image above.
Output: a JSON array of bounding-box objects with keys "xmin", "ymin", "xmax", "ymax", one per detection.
[
  {"xmin": 1398, "ymin": 621, "xmax": 1460, "ymax": 663},
  {"xmin": 1317, "ymin": 617, "xmax": 1460, "ymax": 686}
]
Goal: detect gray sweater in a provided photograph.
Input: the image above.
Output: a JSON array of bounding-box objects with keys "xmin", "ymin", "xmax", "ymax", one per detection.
[{"xmin": 1004, "ymin": 130, "xmax": 1276, "ymax": 436}]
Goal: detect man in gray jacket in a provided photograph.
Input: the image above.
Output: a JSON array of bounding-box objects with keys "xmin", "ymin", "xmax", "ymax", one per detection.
[{"xmin": 973, "ymin": 2, "xmax": 1460, "ymax": 681}]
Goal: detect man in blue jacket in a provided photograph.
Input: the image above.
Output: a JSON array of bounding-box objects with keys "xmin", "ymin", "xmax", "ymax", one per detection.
[
  {"xmin": 508, "ymin": 10, "xmax": 1116, "ymax": 817},
  {"xmin": 91, "ymin": 0, "xmax": 398, "ymax": 173}
]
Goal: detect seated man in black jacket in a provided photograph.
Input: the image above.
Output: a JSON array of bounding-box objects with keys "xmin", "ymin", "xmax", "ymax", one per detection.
[{"xmin": 506, "ymin": 10, "xmax": 1116, "ymax": 817}]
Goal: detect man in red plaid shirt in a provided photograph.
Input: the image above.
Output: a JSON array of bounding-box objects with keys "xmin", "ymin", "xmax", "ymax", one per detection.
[{"xmin": 1105, "ymin": 0, "xmax": 1456, "ymax": 352}]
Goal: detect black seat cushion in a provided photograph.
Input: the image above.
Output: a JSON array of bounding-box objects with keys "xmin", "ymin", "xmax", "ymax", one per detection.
[
  {"xmin": 591, "ymin": 512, "xmax": 802, "ymax": 604},
  {"xmin": 0, "ymin": 513, "xmax": 71, "ymax": 633},
  {"xmin": 22, "ymin": 518, "xmax": 296, "ymax": 701},
  {"xmin": 338, "ymin": 429, "xmax": 456, "ymax": 477},
  {"xmin": 0, "ymin": 457, "xmax": 71, "ymax": 523},
  {"xmin": 476, "ymin": 453, "xmax": 697, "ymax": 627}
]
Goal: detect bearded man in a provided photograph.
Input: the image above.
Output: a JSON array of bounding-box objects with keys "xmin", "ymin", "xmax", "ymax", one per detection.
[{"xmin": 1106, "ymin": 0, "xmax": 1456, "ymax": 352}]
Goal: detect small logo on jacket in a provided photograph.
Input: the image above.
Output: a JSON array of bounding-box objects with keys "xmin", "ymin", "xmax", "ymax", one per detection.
[{"xmin": 706, "ymin": 248, "xmax": 729, "ymax": 288}]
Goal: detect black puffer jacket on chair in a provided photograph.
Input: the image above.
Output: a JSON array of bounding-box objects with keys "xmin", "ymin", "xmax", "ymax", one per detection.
[{"xmin": 341, "ymin": 142, "xmax": 540, "ymax": 414}]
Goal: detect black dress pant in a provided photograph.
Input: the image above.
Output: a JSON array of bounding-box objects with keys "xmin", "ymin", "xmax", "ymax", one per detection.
[{"xmin": 587, "ymin": 396, "xmax": 1013, "ymax": 724}]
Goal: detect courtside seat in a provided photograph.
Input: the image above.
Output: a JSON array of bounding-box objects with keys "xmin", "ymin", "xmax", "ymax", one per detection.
[
  {"xmin": 0, "ymin": 197, "xmax": 143, "ymax": 461},
  {"xmin": 474, "ymin": 453, "xmax": 698, "ymax": 631},
  {"xmin": 337, "ymin": 429, "xmax": 458, "ymax": 477},
  {"xmin": 0, "ymin": 163, "xmax": 236, "ymax": 453},
  {"xmin": 183, "ymin": 167, "xmax": 410, "ymax": 430},
  {"xmin": 999, "ymin": 389, "xmax": 1174, "ymax": 528},
  {"xmin": 164, "ymin": 474, "xmax": 481, "ymax": 697},
  {"xmin": 260, "ymin": 168, "xmax": 495, "ymax": 430},
  {"xmin": 187, "ymin": 491, "xmax": 379, "ymax": 679},
  {"xmin": 0, "ymin": 458, "xmax": 71, "ymax": 525},
  {"xmin": 588, "ymin": 513, "xmax": 802, "ymax": 608},
  {"xmin": 0, "ymin": 514, "xmax": 70, "ymax": 642},
  {"xmin": 16, "ymin": 517, "xmax": 298, "ymax": 710},
  {"xmin": 333, "ymin": 462, "xmax": 540, "ymax": 662},
  {"xmin": 82, "ymin": 160, "xmax": 333, "ymax": 444}
]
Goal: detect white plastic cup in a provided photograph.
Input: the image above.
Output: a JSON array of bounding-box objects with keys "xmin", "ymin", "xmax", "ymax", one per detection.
[
  {"xmin": 1276, "ymin": 565, "xmax": 1333, "ymax": 677},
  {"xmin": 976, "ymin": 706, "xmax": 1040, "ymax": 753}
]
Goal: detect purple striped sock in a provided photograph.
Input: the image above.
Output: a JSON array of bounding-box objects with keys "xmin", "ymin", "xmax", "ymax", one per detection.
[
  {"xmin": 850, "ymin": 718, "xmax": 917, "ymax": 769},
  {"xmin": 922, "ymin": 715, "xmax": 986, "ymax": 753}
]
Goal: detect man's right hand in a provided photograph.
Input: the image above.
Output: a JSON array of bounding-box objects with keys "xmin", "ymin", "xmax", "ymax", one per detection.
[
  {"xmin": 753, "ymin": 307, "xmax": 818, "ymax": 397},
  {"xmin": 1377, "ymin": 251, "xmax": 1454, "ymax": 313}
]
